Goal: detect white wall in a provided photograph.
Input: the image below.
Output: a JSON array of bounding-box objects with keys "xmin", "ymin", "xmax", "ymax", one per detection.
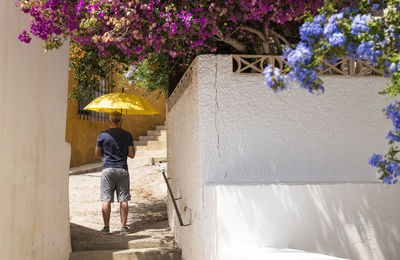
[
  {"xmin": 167, "ymin": 55, "xmax": 400, "ymax": 260},
  {"xmin": 167, "ymin": 60, "xmax": 207, "ymax": 259},
  {"xmin": 197, "ymin": 55, "xmax": 391, "ymax": 184},
  {"xmin": 205, "ymin": 184, "xmax": 400, "ymax": 260},
  {"xmin": 0, "ymin": 2, "xmax": 71, "ymax": 260}
]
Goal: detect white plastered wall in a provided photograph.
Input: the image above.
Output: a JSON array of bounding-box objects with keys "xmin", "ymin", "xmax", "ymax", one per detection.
[
  {"xmin": 167, "ymin": 55, "xmax": 400, "ymax": 260},
  {"xmin": 205, "ymin": 184, "xmax": 400, "ymax": 260},
  {"xmin": 0, "ymin": 2, "xmax": 71, "ymax": 260},
  {"xmin": 167, "ymin": 60, "xmax": 207, "ymax": 259},
  {"xmin": 198, "ymin": 55, "xmax": 392, "ymax": 184}
]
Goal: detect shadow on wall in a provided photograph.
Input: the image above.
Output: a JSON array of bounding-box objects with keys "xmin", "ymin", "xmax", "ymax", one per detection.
[{"xmin": 213, "ymin": 184, "xmax": 400, "ymax": 260}]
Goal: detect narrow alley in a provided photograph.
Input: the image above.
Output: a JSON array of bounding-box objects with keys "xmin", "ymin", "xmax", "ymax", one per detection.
[{"xmin": 69, "ymin": 162, "xmax": 181, "ymax": 259}]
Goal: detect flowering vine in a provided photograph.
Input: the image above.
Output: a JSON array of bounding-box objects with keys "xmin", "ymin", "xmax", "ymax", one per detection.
[
  {"xmin": 15, "ymin": 0, "xmax": 323, "ymax": 95},
  {"xmin": 264, "ymin": 0, "xmax": 400, "ymax": 184}
]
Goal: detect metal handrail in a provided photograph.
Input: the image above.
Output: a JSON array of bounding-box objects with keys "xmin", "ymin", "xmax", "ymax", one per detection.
[{"xmin": 162, "ymin": 171, "xmax": 188, "ymax": 226}]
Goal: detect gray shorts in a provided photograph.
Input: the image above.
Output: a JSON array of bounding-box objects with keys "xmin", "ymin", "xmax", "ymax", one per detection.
[{"xmin": 100, "ymin": 168, "xmax": 131, "ymax": 202}]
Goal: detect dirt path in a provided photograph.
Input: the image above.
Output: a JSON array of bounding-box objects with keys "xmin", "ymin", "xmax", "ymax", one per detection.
[{"xmin": 69, "ymin": 162, "xmax": 173, "ymax": 251}]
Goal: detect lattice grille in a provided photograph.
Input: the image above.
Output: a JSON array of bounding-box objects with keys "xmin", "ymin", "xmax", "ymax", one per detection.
[{"xmin": 232, "ymin": 55, "xmax": 384, "ymax": 76}]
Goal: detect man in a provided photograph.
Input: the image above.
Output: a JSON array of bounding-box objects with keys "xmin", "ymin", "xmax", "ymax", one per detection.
[{"xmin": 95, "ymin": 111, "xmax": 135, "ymax": 234}]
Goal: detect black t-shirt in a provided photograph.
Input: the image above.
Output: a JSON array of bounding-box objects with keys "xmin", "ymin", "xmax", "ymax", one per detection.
[{"xmin": 96, "ymin": 128, "xmax": 133, "ymax": 170}]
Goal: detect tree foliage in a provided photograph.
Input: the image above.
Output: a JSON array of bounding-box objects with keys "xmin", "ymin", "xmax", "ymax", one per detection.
[
  {"xmin": 16, "ymin": 0, "xmax": 324, "ymax": 95},
  {"xmin": 123, "ymin": 53, "xmax": 169, "ymax": 94}
]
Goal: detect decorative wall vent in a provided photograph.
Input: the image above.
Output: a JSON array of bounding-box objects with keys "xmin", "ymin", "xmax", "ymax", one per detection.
[
  {"xmin": 232, "ymin": 55, "xmax": 289, "ymax": 74},
  {"xmin": 317, "ymin": 58, "xmax": 383, "ymax": 76},
  {"xmin": 232, "ymin": 55, "xmax": 384, "ymax": 76}
]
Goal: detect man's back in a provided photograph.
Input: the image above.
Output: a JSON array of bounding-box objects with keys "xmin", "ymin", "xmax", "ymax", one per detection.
[{"xmin": 97, "ymin": 128, "xmax": 133, "ymax": 170}]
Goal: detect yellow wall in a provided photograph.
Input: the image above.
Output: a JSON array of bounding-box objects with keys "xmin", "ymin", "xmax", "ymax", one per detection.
[{"xmin": 66, "ymin": 70, "xmax": 166, "ymax": 167}]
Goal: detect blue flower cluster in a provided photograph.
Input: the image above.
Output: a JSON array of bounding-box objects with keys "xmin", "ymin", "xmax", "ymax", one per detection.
[
  {"xmin": 329, "ymin": 32, "xmax": 346, "ymax": 47},
  {"xmin": 385, "ymin": 101, "xmax": 400, "ymax": 131},
  {"xmin": 356, "ymin": 40, "xmax": 381, "ymax": 65},
  {"xmin": 383, "ymin": 162, "xmax": 400, "ymax": 184},
  {"xmin": 285, "ymin": 43, "xmax": 312, "ymax": 67},
  {"xmin": 388, "ymin": 61, "xmax": 400, "ymax": 76},
  {"xmin": 384, "ymin": 28, "xmax": 400, "ymax": 50},
  {"xmin": 299, "ymin": 14, "xmax": 325, "ymax": 44},
  {"xmin": 324, "ymin": 12, "xmax": 345, "ymax": 43},
  {"xmin": 386, "ymin": 131, "xmax": 400, "ymax": 142},
  {"xmin": 369, "ymin": 154, "xmax": 382, "ymax": 167},
  {"xmin": 283, "ymin": 7, "xmax": 383, "ymax": 84},
  {"xmin": 287, "ymin": 67, "xmax": 323, "ymax": 93},
  {"xmin": 368, "ymin": 154, "xmax": 400, "ymax": 184},
  {"xmin": 264, "ymin": 65, "xmax": 286, "ymax": 91},
  {"xmin": 350, "ymin": 14, "xmax": 371, "ymax": 35},
  {"xmin": 274, "ymin": 12, "xmax": 348, "ymax": 93},
  {"xmin": 267, "ymin": 42, "xmax": 325, "ymax": 93},
  {"xmin": 368, "ymin": 101, "xmax": 400, "ymax": 184}
]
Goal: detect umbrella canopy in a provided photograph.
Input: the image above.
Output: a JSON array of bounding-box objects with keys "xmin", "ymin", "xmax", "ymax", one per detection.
[{"xmin": 83, "ymin": 92, "xmax": 159, "ymax": 115}]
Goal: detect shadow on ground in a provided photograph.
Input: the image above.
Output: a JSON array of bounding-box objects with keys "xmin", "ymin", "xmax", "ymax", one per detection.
[
  {"xmin": 128, "ymin": 201, "xmax": 168, "ymax": 232},
  {"xmin": 71, "ymin": 200, "xmax": 173, "ymax": 251}
]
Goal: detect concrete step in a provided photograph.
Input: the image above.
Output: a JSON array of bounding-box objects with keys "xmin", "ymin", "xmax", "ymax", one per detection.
[
  {"xmin": 135, "ymin": 150, "xmax": 167, "ymax": 158},
  {"xmin": 135, "ymin": 145, "xmax": 167, "ymax": 151},
  {"xmin": 147, "ymin": 129, "xmax": 167, "ymax": 137},
  {"xmin": 156, "ymin": 125, "xmax": 168, "ymax": 130},
  {"xmin": 128, "ymin": 157, "xmax": 167, "ymax": 168},
  {"xmin": 70, "ymin": 247, "xmax": 182, "ymax": 260},
  {"xmin": 139, "ymin": 135, "xmax": 167, "ymax": 142},
  {"xmin": 114, "ymin": 248, "xmax": 182, "ymax": 260},
  {"xmin": 72, "ymin": 237, "xmax": 176, "ymax": 251},
  {"xmin": 70, "ymin": 250, "xmax": 114, "ymax": 260},
  {"xmin": 134, "ymin": 141, "xmax": 167, "ymax": 147},
  {"xmin": 134, "ymin": 141, "xmax": 148, "ymax": 146},
  {"xmin": 128, "ymin": 157, "xmax": 153, "ymax": 168},
  {"xmin": 69, "ymin": 162, "xmax": 102, "ymax": 175},
  {"xmin": 153, "ymin": 157, "xmax": 167, "ymax": 164}
]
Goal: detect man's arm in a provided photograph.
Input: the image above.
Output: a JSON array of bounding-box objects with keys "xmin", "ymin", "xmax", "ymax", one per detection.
[
  {"xmin": 95, "ymin": 146, "xmax": 103, "ymax": 159},
  {"xmin": 96, "ymin": 133, "xmax": 104, "ymax": 159},
  {"xmin": 128, "ymin": 145, "xmax": 135, "ymax": 159}
]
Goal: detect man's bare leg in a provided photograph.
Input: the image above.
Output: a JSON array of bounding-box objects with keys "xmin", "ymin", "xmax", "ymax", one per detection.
[
  {"xmin": 120, "ymin": 201, "xmax": 128, "ymax": 227},
  {"xmin": 102, "ymin": 202, "xmax": 111, "ymax": 227}
]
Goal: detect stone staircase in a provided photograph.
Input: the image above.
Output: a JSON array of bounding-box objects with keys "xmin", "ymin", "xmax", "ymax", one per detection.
[
  {"xmin": 130, "ymin": 123, "xmax": 167, "ymax": 167},
  {"xmin": 69, "ymin": 123, "xmax": 177, "ymax": 260},
  {"xmin": 69, "ymin": 221, "xmax": 181, "ymax": 260},
  {"xmin": 69, "ymin": 161, "xmax": 181, "ymax": 260},
  {"xmin": 71, "ymin": 248, "xmax": 181, "ymax": 260}
]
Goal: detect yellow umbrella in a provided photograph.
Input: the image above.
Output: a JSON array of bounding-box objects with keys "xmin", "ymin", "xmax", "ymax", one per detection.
[{"xmin": 83, "ymin": 92, "xmax": 159, "ymax": 115}]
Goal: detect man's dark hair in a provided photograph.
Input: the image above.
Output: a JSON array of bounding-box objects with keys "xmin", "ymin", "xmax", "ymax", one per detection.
[{"xmin": 109, "ymin": 111, "xmax": 122, "ymax": 124}]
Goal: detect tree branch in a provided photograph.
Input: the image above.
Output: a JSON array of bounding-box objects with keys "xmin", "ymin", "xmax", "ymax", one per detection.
[
  {"xmin": 242, "ymin": 25, "xmax": 266, "ymax": 42},
  {"xmin": 263, "ymin": 26, "xmax": 270, "ymax": 54},
  {"xmin": 213, "ymin": 26, "xmax": 247, "ymax": 53},
  {"xmin": 242, "ymin": 25, "xmax": 271, "ymax": 54},
  {"xmin": 269, "ymin": 28, "xmax": 290, "ymax": 46},
  {"xmin": 219, "ymin": 37, "xmax": 247, "ymax": 53}
]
